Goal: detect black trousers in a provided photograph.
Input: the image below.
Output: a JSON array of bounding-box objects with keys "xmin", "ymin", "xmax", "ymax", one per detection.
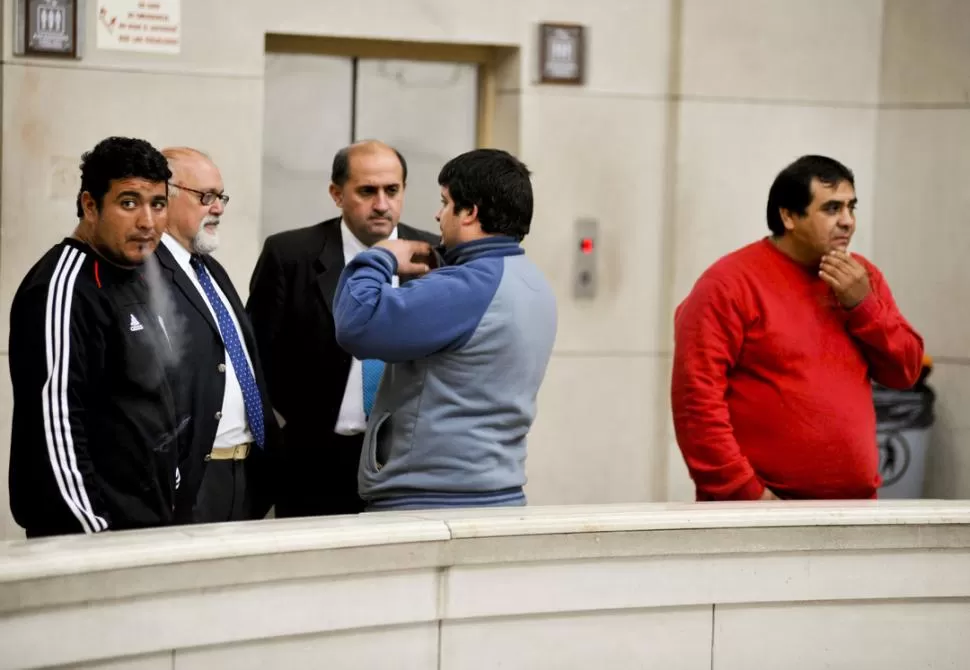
[
  {"xmin": 275, "ymin": 431, "xmax": 366, "ymax": 518},
  {"xmin": 191, "ymin": 459, "xmax": 254, "ymax": 523}
]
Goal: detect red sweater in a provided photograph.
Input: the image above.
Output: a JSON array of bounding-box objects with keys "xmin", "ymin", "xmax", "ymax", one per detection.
[{"xmin": 671, "ymin": 239, "xmax": 924, "ymax": 501}]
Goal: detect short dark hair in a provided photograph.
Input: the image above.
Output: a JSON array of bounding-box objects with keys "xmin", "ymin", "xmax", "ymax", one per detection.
[
  {"xmin": 766, "ymin": 155, "xmax": 855, "ymax": 235},
  {"xmin": 331, "ymin": 143, "xmax": 408, "ymax": 187},
  {"xmin": 76, "ymin": 137, "xmax": 171, "ymax": 218},
  {"xmin": 438, "ymin": 149, "xmax": 533, "ymax": 241}
]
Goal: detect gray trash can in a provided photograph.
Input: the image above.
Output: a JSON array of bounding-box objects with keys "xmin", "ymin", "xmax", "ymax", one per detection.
[{"xmin": 874, "ymin": 363, "xmax": 935, "ymax": 499}]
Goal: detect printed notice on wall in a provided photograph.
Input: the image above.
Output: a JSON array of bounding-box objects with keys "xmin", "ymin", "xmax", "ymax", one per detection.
[{"xmin": 97, "ymin": 0, "xmax": 180, "ymax": 54}]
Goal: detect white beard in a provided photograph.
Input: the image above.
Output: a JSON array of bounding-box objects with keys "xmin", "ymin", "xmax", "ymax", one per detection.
[{"xmin": 191, "ymin": 216, "xmax": 220, "ymax": 255}]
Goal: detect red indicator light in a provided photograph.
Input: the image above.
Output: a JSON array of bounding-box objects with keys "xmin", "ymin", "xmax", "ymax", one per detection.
[{"xmin": 580, "ymin": 238, "xmax": 594, "ymax": 254}]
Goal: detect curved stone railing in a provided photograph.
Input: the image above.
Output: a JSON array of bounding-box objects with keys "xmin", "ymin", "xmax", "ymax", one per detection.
[{"xmin": 2, "ymin": 500, "xmax": 970, "ymax": 669}]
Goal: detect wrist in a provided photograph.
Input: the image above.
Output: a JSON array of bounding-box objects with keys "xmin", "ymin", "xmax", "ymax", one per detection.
[
  {"xmin": 734, "ymin": 476, "xmax": 766, "ymax": 501},
  {"xmin": 843, "ymin": 288, "xmax": 871, "ymax": 310},
  {"xmin": 844, "ymin": 290, "xmax": 881, "ymax": 329},
  {"xmin": 369, "ymin": 247, "xmax": 399, "ymax": 275}
]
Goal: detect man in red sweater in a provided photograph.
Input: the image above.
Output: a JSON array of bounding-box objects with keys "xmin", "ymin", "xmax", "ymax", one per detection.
[{"xmin": 671, "ymin": 155, "xmax": 924, "ymax": 501}]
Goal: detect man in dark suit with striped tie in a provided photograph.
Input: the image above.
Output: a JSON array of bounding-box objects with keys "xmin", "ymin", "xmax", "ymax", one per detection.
[
  {"xmin": 155, "ymin": 147, "xmax": 280, "ymax": 523},
  {"xmin": 247, "ymin": 141, "xmax": 438, "ymax": 518}
]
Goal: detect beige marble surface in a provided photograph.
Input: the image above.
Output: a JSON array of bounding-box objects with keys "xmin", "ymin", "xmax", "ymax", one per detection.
[
  {"xmin": 3, "ymin": 501, "xmax": 970, "ymax": 670},
  {"xmin": 4, "ymin": 501, "xmax": 970, "ymax": 583}
]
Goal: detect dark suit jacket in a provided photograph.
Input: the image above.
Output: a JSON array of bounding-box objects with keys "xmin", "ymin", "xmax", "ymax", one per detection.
[
  {"xmin": 245, "ymin": 218, "xmax": 439, "ymax": 450},
  {"xmin": 155, "ymin": 241, "xmax": 281, "ymax": 522}
]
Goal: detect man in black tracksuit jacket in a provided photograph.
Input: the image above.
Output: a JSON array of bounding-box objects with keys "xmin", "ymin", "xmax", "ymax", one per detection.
[{"xmin": 8, "ymin": 136, "xmax": 185, "ymax": 537}]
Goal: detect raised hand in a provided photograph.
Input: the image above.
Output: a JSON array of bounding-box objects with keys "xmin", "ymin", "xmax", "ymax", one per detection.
[
  {"xmin": 819, "ymin": 250, "xmax": 870, "ymax": 308},
  {"xmin": 375, "ymin": 239, "xmax": 435, "ymax": 277}
]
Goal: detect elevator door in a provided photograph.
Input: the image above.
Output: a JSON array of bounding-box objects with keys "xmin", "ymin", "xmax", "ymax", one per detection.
[{"xmin": 261, "ymin": 52, "xmax": 478, "ymax": 241}]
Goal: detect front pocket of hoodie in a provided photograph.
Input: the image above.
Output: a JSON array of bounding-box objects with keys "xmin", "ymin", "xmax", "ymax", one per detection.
[{"xmin": 366, "ymin": 412, "xmax": 392, "ymax": 472}]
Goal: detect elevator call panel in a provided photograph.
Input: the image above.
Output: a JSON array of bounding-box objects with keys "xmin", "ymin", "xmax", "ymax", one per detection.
[{"xmin": 573, "ymin": 218, "xmax": 597, "ymax": 299}]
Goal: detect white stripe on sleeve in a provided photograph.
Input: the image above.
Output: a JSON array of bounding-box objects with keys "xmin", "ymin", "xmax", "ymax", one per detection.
[{"xmin": 41, "ymin": 246, "xmax": 107, "ymax": 533}]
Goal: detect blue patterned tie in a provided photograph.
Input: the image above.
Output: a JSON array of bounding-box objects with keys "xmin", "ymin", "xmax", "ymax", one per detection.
[
  {"xmin": 190, "ymin": 256, "xmax": 265, "ymax": 448},
  {"xmin": 361, "ymin": 359, "xmax": 384, "ymax": 417}
]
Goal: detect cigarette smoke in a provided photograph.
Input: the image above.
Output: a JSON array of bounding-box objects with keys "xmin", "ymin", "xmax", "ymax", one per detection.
[{"xmin": 142, "ymin": 253, "xmax": 187, "ymax": 371}]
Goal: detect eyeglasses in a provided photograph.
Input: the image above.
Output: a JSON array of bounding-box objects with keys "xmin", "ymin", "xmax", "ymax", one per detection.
[{"xmin": 169, "ymin": 182, "xmax": 230, "ymax": 207}]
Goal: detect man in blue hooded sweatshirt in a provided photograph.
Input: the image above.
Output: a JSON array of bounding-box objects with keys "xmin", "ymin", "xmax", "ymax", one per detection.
[{"xmin": 333, "ymin": 148, "xmax": 558, "ymax": 510}]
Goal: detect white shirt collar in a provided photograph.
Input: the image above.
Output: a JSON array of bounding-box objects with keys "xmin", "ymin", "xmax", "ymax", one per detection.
[
  {"xmin": 161, "ymin": 232, "xmax": 193, "ymax": 273},
  {"xmin": 340, "ymin": 219, "xmax": 398, "ymax": 259}
]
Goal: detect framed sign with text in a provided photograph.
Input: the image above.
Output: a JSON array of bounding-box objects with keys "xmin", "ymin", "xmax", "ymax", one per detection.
[
  {"xmin": 24, "ymin": 0, "xmax": 77, "ymax": 57},
  {"xmin": 538, "ymin": 23, "xmax": 585, "ymax": 85}
]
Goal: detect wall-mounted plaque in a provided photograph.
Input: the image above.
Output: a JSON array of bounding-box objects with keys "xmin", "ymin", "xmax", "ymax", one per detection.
[
  {"xmin": 538, "ymin": 23, "xmax": 585, "ymax": 85},
  {"xmin": 24, "ymin": 0, "xmax": 77, "ymax": 57},
  {"xmin": 97, "ymin": 0, "xmax": 182, "ymax": 55}
]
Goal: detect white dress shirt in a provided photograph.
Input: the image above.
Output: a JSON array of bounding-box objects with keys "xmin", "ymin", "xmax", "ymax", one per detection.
[
  {"xmin": 333, "ymin": 220, "xmax": 398, "ymax": 435},
  {"xmin": 161, "ymin": 233, "xmax": 256, "ymax": 448}
]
